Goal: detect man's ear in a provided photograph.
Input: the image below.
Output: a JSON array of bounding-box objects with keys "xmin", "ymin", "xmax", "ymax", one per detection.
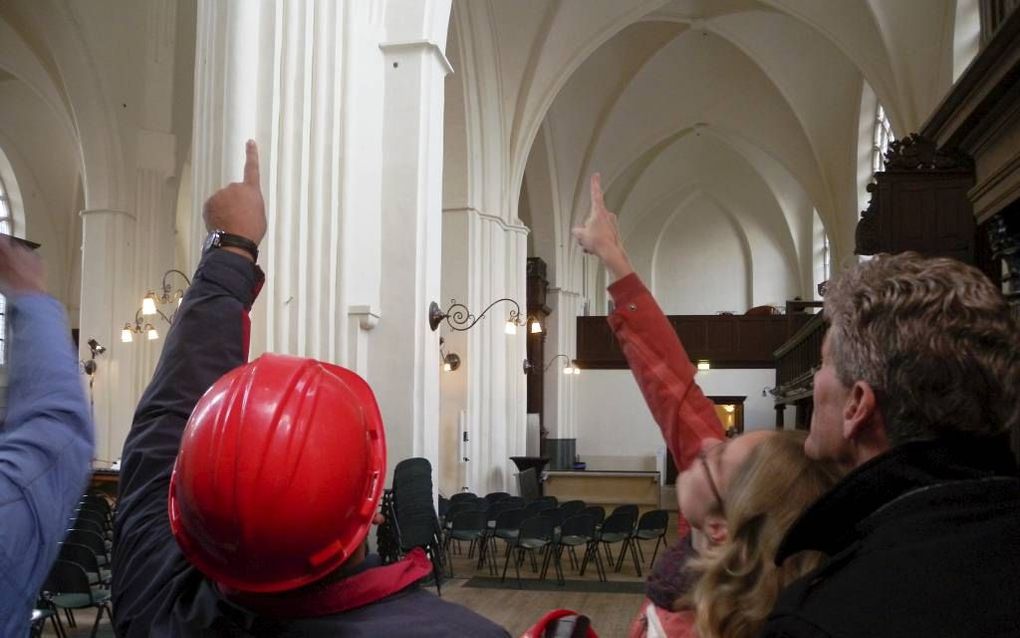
[
  {"xmin": 842, "ymin": 381, "xmax": 889, "ymax": 456},
  {"xmin": 704, "ymin": 513, "xmax": 728, "ymax": 546}
]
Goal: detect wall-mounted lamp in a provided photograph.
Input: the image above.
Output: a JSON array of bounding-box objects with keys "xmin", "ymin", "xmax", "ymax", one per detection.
[
  {"xmin": 140, "ymin": 269, "xmax": 192, "ymax": 324},
  {"xmin": 121, "ymin": 308, "xmax": 159, "ymax": 343},
  {"xmin": 523, "ymin": 353, "xmax": 581, "ymax": 375},
  {"xmin": 428, "ymin": 298, "xmax": 540, "ymax": 335},
  {"xmin": 439, "ymin": 337, "xmax": 461, "ymax": 372},
  {"xmin": 697, "ymin": 360, "xmax": 711, "ymax": 371}
]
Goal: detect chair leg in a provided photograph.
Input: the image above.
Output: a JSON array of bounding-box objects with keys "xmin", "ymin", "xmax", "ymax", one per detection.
[
  {"xmin": 65, "ymin": 608, "xmax": 76, "ymax": 628},
  {"xmin": 89, "ymin": 604, "xmax": 106, "ymax": 638},
  {"xmin": 615, "ymin": 540, "xmax": 627, "ymax": 573},
  {"xmin": 501, "ymin": 543, "xmax": 515, "ymax": 582},
  {"xmin": 635, "ymin": 537, "xmax": 645, "ymax": 562},
  {"xmin": 650, "ymin": 535, "xmax": 664, "ymax": 567},
  {"xmin": 591, "ymin": 541, "xmax": 607, "ymax": 582},
  {"xmin": 552, "ymin": 546, "xmax": 565, "ymax": 586},
  {"xmin": 539, "ymin": 546, "xmax": 552, "ymax": 580},
  {"xmin": 514, "ymin": 548, "xmax": 523, "ymax": 589},
  {"xmin": 443, "ymin": 536, "xmax": 456, "ymax": 578},
  {"xmin": 629, "ymin": 537, "xmax": 643, "ymax": 577},
  {"xmin": 49, "ymin": 609, "xmax": 67, "ymax": 638}
]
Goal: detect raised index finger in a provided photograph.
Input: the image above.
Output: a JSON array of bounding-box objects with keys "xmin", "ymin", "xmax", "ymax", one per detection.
[
  {"xmin": 589, "ymin": 173, "xmax": 604, "ymax": 215},
  {"xmin": 243, "ymin": 139, "xmax": 260, "ymax": 186}
]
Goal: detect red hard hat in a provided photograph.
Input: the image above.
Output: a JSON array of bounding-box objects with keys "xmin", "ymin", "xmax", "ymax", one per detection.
[{"xmin": 169, "ymin": 353, "xmax": 386, "ymax": 593}]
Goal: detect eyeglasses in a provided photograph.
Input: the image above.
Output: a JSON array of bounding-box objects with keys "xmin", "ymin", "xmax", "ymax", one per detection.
[{"xmin": 697, "ymin": 442, "xmax": 727, "ymax": 516}]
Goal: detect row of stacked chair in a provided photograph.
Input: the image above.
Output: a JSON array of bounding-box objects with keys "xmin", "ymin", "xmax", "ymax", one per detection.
[
  {"xmin": 31, "ymin": 491, "xmax": 116, "ymax": 638},
  {"xmin": 438, "ymin": 491, "xmax": 670, "ymax": 588}
]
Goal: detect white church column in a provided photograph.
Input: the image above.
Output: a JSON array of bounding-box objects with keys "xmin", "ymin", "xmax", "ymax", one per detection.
[
  {"xmin": 192, "ymin": 0, "xmax": 452, "ymax": 484},
  {"xmin": 542, "ymin": 287, "xmax": 582, "ymax": 466},
  {"xmin": 79, "ymin": 209, "xmax": 138, "ymax": 464},
  {"xmin": 369, "ymin": 14, "xmax": 452, "ymax": 480},
  {"xmin": 440, "ymin": 208, "xmax": 528, "ymax": 495}
]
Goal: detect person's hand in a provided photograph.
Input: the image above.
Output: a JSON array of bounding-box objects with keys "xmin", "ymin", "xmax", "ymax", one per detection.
[
  {"xmin": 202, "ymin": 140, "xmax": 267, "ymax": 259},
  {"xmin": 0, "ymin": 236, "xmax": 45, "ymax": 296},
  {"xmin": 572, "ymin": 173, "xmax": 634, "ymax": 282}
]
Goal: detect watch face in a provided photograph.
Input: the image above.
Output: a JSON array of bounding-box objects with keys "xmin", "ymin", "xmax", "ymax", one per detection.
[{"xmin": 203, "ymin": 231, "xmax": 221, "ymax": 252}]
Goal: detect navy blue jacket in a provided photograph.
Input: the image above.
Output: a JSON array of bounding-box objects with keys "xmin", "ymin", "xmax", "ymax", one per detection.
[
  {"xmin": 0, "ymin": 294, "xmax": 93, "ymax": 638},
  {"xmin": 112, "ymin": 249, "xmax": 508, "ymax": 637}
]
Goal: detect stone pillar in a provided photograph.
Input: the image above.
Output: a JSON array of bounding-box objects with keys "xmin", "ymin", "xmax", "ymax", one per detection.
[
  {"xmin": 439, "ymin": 207, "xmax": 529, "ymax": 494},
  {"xmin": 79, "ymin": 209, "xmax": 138, "ymax": 463},
  {"xmin": 542, "ymin": 287, "xmax": 582, "ymax": 468},
  {"xmin": 192, "ymin": 0, "xmax": 452, "ymax": 485}
]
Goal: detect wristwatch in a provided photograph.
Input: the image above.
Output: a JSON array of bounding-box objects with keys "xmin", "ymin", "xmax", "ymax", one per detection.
[{"xmin": 204, "ymin": 230, "xmax": 259, "ymax": 262}]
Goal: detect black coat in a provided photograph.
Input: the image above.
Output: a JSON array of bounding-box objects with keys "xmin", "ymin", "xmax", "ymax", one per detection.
[
  {"xmin": 760, "ymin": 437, "xmax": 1020, "ymax": 638},
  {"xmin": 111, "ymin": 250, "xmax": 508, "ymax": 638}
]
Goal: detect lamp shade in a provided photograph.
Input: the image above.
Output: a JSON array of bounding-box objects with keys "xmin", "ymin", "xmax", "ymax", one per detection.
[
  {"xmin": 530, "ymin": 320, "xmax": 542, "ymax": 334},
  {"xmin": 121, "ymin": 326, "xmax": 133, "ymax": 343},
  {"xmin": 142, "ymin": 295, "xmax": 157, "ymax": 316},
  {"xmin": 504, "ymin": 321, "xmax": 517, "ymax": 335}
]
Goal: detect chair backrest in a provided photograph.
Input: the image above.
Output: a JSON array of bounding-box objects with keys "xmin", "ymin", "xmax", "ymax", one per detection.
[
  {"xmin": 560, "ymin": 514, "xmax": 596, "ymax": 539},
  {"xmin": 449, "ymin": 491, "xmax": 478, "ymax": 504},
  {"xmin": 518, "ymin": 468, "xmax": 541, "ymax": 502},
  {"xmin": 58, "ymin": 543, "xmax": 101, "ymax": 578},
  {"xmin": 80, "ymin": 495, "xmax": 113, "ymax": 518},
  {"xmin": 74, "ymin": 508, "xmax": 109, "ymax": 531},
  {"xmin": 44, "ymin": 560, "xmax": 91, "ymax": 596},
  {"xmin": 559, "ymin": 500, "xmax": 586, "ymax": 516},
  {"xmin": 637, "ymin": 509, "xmax": 669, "ymax": 533},
  {"xmin": 450, "ymin": 509, "xmax": 487, "ymax": 532},
  {"xmin": 486, "ymin": 500, "xmax": 523, "ymax": 524},
  {"xmin": 581, "ymin": 505, "xmax": 606, "ymax": 525},
  {"xmin": 611, "ymin": 504, "xmax": 639, "ymax": 526},
  {"xmin": 64, "ymin": 529, "xmax": 108, "ymax": 561},
  {"xmin": 522, "ymin": 501, "xmax": 555, "ymax": 518},
  {"xmin": 70, "ymin": 517, "xmax": 105, "ymax": 537},
  {"xmin": 534, "ymin": 496, "xmax": 558, "ymax": 508},
  {"xmin": 444, "ymin": 501, "xmax": 483, "ymax": 523},
  {"xmin": 438, "ymin": 496, "xmax": 451, "ymax": 518},
  {"xmin": 519, "ymin": 516, "xmax": 555, "ymax": 542},
  {"xmin": 391, "ymin": 457, "xmax": 441, "ymax": 551},
  {"xmin": 500, "ymin": 496, "xmax": 526, "ymax": 509},
  {"xmin": 484, "ymin": 491, "xmax": 511, "ymax": 504},
  {"xmin": 494, "ymin": 508, "xmax": 527, "ymax": 531},
  {"xmin": 601, "ymin": 512, "xmax": 635, "ymax": 535},
  {"xmin": 541, "ymin": 508, "xmax": 565, "ymax": 528}
]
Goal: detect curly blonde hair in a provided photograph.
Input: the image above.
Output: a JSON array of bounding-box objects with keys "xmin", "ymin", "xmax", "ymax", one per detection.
[{"xmin": 683, "ymin": 431, "xmax": 843, "ymax": 638}]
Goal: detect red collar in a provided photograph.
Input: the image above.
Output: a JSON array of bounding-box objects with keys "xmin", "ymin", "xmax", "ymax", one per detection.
[{"xmin": 219, "ymin": 548, "xmax": 433, "ymax": 618}]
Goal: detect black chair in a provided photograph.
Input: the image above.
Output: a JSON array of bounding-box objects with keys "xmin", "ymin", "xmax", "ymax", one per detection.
[
  {"xmin": 484, "ymin": 491, "xmax": 511, "ymax": 504},
  {"xmin": 499, "ymin": 496, "xmax": 526, "ymax": 509},
  {"xmin": 64, "ymin": 530, "xmax": 109, "ymax": 568},
  {"xmin": 478, "ymin": 501, "xmax": 524, "ymax": 569},
  {"xmin": 41, "ymin": 560, "xmax": 112, "ymax": 638},
  {"xmin": 581, "ymin": 505, "xmax": 606, "ymax": 528},
  {"xmin": 599, "ymin": 511, "xmax": 642, "ymax": 576},
  {"xmin": 632, "ymin": 509, "xmax": 670, "ymax": 567},
  {"xmin": 610, "ymin": 504, "xmax": 639, "ymax": 522},
  {"xmin": 449, "ymin": 491, "xmax": 478, "ymax": 504},
  {"xmin": 490, "ymin": 508, "xmax": 527, "ymax": 575},
  {"xmin": 390, "ymin": 458, "xmax": 445, "ymax": 594},
  {"xmin": 58, "ymin": 542, "xmax": 110, "ymax": 587},
  {"xmin": 502, "ymin": 516, "xmax": 557, "ymax": 587},
  {"xmin": 559, "ymin": 500, "xmax": 586, "ymax": 517},
  {"xmin": 443, "ymin": 510, "xmax": 487, "ymax": 577},
  {"xmin": 522, "ymin": 501, "xmax": 555, "ymax": 520},
  {"xmin": 534, "ymin": 495, "xmax": 559, "ymax": 508},
  {"xmin": 560, "ymin": 514, "xmax": 604, "ymax": 582}
]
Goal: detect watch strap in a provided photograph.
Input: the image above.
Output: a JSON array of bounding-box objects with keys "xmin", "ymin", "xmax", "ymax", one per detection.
[{"xmin": 208, "ymin": 231, "xmax": 259, "ymax": 262}]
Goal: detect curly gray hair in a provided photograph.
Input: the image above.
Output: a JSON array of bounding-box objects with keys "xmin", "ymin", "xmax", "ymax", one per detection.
[{"xmin": 824, "ymin": 252, "xmax": 1019, "ymax": 444}]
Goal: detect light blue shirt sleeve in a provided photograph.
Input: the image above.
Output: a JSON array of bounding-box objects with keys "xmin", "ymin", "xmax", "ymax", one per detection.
[{"xmin": 0, "ymin": 294, "xmax": 94, "ymax": 636}]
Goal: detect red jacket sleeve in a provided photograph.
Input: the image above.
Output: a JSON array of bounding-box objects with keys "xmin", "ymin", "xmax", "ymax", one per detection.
[{"xmin": 607, "ymin": 274, "xmax": 724, "ymax": 472}]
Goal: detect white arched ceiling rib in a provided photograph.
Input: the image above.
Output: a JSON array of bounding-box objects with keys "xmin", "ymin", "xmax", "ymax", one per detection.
[
  {"xmin": 644, "ymin": 187, "xmax": 758, "ymax": 310},
  {"xmin": 589, "ymin": 30, "xmax": 830, "ymax": 245},
  {"xmin": 19, "ymin": 0, "xmax": 126, "ymax": 210},
  {"xmin": 706, "ymin": 11, "xmax": 860, "ymax": 225},
  {"xmin": 449, "ymin": 0, "xmax": 507, "ymax": 217},
  {"xmin": 758, "ymin": 0, "xmax": 953, "ymax": 135},
  {"xmin": 614, "ymin": 133, "xmax": 801, "ymax": 295},
  {"xmin": 498, "ymin": 0, "xmax": 672, "ymax": 215},
  {"xmin": 0, "ymin": 16, "xmax": 78, "ymax": 163},
  {"xmin": 521, "ymin": 122, "xmax": 563, "ymax": 282},
  {"xmin": 542, "ymin": 20, "xmax": 686, "ymax": 257}
]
